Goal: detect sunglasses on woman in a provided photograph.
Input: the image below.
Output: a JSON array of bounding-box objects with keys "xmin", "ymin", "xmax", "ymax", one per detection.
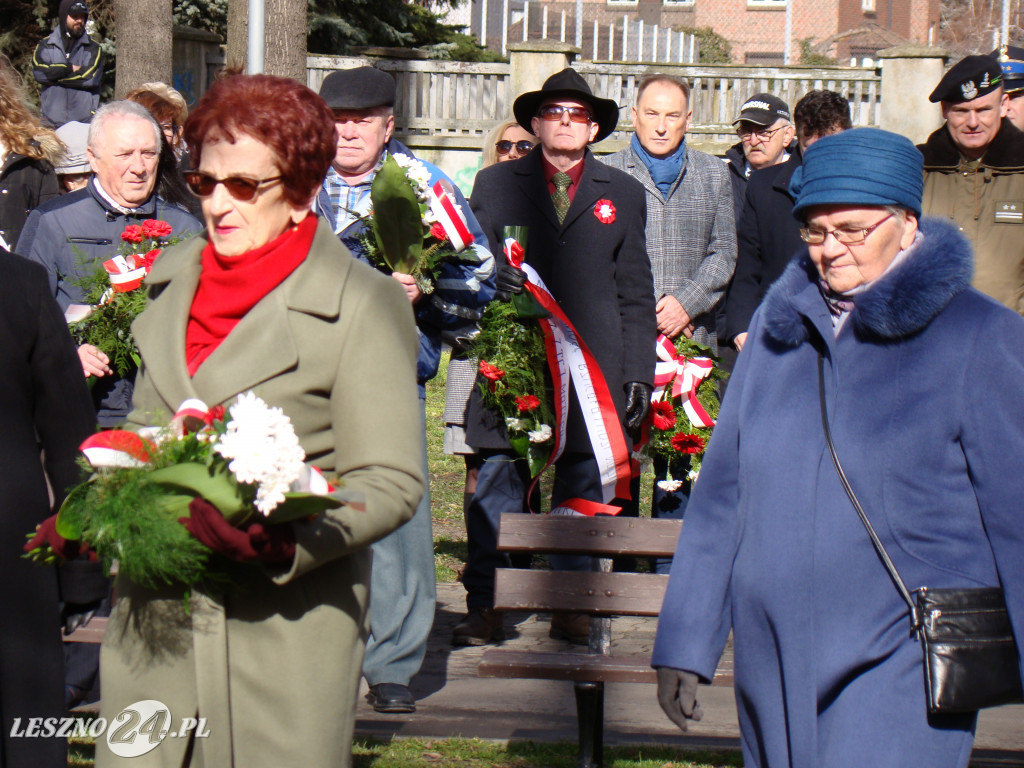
[
  {"xmin": 537, "ymin": 105, "xmax": 593, "ymax": 124},
  {"xmin": 495, "ymin": 140, "xmax": 536, "ymax": 156},
  {"xmin": 184, "ymin": 171, "xmax": 283, "ymax": 201}
]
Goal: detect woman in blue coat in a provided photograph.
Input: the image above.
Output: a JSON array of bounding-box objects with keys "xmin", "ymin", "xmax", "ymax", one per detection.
[{"xmin": 653, "ymin": 128, "xmax": 1024, "ymax": 767}]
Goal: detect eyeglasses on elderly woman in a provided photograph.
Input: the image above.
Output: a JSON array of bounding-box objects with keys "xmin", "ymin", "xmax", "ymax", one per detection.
[
  {"xmin": 537, "ymin": 105, "xmax": 593, "ymax": 124},
  {"xmin": 183, "ymin": 171, "xmax": 283, "ymax": 201},
  {"xmin": 799, "ymin": 212, "xmax": 894, "ymax": 246},
  {"xmin": 495, "ymin": 139, "xmax": 536, "ymax": 156}
]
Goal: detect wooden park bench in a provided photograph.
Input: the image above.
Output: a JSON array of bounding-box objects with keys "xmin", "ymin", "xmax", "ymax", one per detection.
[
  {"xmin": 62, "ymin": 615, "xmax": 108, "ymax": 644},
  {"xmin": 477, "ymin": 514, "xmax": 733, "ymax": 768}
]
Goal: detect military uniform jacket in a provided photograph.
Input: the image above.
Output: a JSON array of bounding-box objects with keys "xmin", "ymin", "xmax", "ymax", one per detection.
[{"xmin": 919, "ymin": 119, "xmax": 1024, "ymax": 314}]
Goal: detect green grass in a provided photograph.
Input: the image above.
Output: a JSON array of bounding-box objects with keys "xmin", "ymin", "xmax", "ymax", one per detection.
[{"xmin": 357, "ymin": 738, "xmax": 744, "ymax": 767}]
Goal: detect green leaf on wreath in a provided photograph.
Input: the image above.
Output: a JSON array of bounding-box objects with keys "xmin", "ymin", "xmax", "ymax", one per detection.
[
  {"xmin": 55, "ymin": 481, "xmax": 91, "ymax": 540},
  {"xmin": 527, "ymin": 443, "xmax": 551, "ymax": 478},
  {"xmin": 147, "ymin": 461, "xmax": 249, "ymax": 523},
  {"xmin": 370, "ymin": 155, "xmax": 424, "ymax": 274},
  {"xmin": 512, "ymin": 291, "xmax": 550, "ymax": 320},
  {"xmin": 265, "ymin": 492, "xmax": 342, "ymax": 524},
  {"xmin": 508, "ymin": 434, "xmax": 530, "ymax": 460}
]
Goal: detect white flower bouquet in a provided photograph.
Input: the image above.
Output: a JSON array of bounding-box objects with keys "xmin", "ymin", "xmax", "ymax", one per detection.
[{"xmin": 44, "ymin": 392, "xmax": 341, "ymax": 588}]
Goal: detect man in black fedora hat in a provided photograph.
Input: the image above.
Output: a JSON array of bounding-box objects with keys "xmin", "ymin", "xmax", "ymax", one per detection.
[{"xmin": 458, "ymin": 68, "xmax": 655, "ymax": 646}]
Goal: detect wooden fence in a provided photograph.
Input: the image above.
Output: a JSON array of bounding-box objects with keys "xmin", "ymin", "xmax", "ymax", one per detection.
[{"xmin": 307, "ymin": 54, "xmax": 880, "ymax": 155}]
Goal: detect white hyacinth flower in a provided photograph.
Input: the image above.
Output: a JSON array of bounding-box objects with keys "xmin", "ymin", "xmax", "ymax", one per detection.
[
  {"xmin": 528, "ymin": 424, "xmax": 552, "ymax": 443},
  {"xmin": 505, "ymin": 417, "xmax": 523, "ymax": 431},
  {"xmin": 214, "ymin": 392, "xmax": 307, "ymax": 515}
]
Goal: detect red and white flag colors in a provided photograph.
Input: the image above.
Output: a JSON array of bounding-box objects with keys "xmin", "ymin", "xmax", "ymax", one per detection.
[
  {"xmin": 429, "ymin": 180, "xmax": 474, "ymax": 252},
  {"xmin": 653, "ymin": 334, "xmax": 715, "ymax": 428}
]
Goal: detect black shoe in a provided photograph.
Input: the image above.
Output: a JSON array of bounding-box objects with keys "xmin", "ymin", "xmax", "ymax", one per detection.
[
  {"xmin": 367, "ymin": 683, "xmax": 416, "ymax": 713},
  {"xmin": 452, "ymin": 608, "xmax": 505, "ymax": 646}
]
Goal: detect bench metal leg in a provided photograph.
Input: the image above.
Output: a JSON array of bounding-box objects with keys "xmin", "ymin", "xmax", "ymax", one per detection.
[{"xmin": 574, "ymin": 680, "xmax": 604, "ymax": 768}]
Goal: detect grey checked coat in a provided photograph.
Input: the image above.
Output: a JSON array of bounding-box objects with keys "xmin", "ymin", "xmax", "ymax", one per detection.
[{"xmin": 603, "ymin": 144, "xmax": 736, "ymax": 350}]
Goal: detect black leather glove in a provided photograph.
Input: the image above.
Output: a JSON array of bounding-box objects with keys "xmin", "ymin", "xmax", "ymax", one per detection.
[
  {"xmin": 623, "ymin": 381, "xmax": 653, "ymax": 437},
  {"xmin": 494, "ymin": 264, "xmax": 528, "ymax": 302},
  {"xmin": 656, "ymin": 667, "xmax": 703, "ymax": 732}
]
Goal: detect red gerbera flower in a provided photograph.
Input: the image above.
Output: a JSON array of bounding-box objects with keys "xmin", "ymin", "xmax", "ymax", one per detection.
[
  {"xmin": 121, "ymin": 224, "xmax": 145, "ymax": 244},
  {"xmin": 671, "ymin": 433, "xmax": 706, "ymax": 454},
  {"xmin": 141, "ymin": 219, "xmax": 173, "ymax": 239},
  {"xmin": 515, "ymin": 394, "xmax": 541, "ymax": 412},
  {"xmin": 650, "ymin": 400, "xmax": 676, "ymax": 430}
]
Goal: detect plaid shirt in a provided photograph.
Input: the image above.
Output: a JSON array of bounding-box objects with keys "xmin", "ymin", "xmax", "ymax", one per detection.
[{"xmin": 321, "ymin": 152, "xmax": 385, "ymax": 235}]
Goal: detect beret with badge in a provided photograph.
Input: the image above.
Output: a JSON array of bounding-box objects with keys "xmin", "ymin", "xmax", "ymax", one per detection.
[{"xmin": 929, "ymin": 54, "xmax": 1003, "ymax": 103}]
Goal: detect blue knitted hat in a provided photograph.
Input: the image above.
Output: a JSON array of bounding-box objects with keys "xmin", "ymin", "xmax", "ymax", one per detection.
[{"xmin": 790, "ymin": 128, "xmax": 923, "ymax": 219}]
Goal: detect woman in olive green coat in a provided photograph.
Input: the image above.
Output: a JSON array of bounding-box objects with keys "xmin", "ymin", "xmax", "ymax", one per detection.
[{"xmin": 96, "ymin": 74, "xmax": 424, "ymax": 768}]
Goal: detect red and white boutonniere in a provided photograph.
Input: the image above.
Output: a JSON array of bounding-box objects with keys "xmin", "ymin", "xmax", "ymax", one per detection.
[{"xmin": 594, "ymin": 199, "xmax": 616, "ymax": 224}]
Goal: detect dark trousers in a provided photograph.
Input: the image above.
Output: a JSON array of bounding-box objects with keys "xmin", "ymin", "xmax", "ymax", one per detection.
[{"xmin": 650, "ymin": 456, "xmax": 691, "ymax": 574}]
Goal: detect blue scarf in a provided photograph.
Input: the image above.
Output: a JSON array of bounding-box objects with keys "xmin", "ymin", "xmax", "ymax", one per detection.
[{"xmin": 630, "ymin": 133, "xmax": 685, "ymax": 198}]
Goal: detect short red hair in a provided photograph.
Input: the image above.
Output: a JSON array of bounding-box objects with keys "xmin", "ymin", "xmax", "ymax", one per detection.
[{"xmin": 184, "ymin": 74, "xmax": 337, "ymax": 206}]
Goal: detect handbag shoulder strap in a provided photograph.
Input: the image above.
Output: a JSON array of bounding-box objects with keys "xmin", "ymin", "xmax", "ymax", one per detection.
[{"xmin": 817, "ymin": 351, "xmax": 922, "ymax": 630}]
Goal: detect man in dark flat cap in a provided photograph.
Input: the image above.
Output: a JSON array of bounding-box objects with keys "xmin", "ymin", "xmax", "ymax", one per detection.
[
  {"xmin": 314, "ymin": 66, "xmax": 494, "ymax": 715},
  {"xmin": 919, "ymin": 54, "xmax": 1024, "ymax": 315},
  {"xmin": 993, "ymin": 45, "xmax": 1024, "ymax": 132}
]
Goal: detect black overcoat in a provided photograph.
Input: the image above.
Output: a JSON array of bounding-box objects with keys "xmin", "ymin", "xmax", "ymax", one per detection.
[
  {"xmin": 724, "ymin": 147, "xmax": 805, "ymax": 343},
  {"xmin": 0, "ymin": 249, "xmax": 94, "ymax": 767},
  {"xmin": 468, "ymin": 148, "xmax": 656, "ymax": 453}
]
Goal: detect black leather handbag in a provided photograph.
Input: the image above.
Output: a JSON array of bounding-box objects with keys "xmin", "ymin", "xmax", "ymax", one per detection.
[{"xmin": 818, "ymin": 353, "xmax": 1023, "ymax": 714}]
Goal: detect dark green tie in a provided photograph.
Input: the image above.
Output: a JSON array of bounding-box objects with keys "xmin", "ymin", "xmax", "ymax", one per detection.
[{"xmin": 552, "ymin": 171, "xmax": 571, "ymax": 225}]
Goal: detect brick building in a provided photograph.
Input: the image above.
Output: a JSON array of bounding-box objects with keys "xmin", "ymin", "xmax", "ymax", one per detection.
[{"xmin": 468, "ymin": 0, "xmax": 940, "ymax": 65}]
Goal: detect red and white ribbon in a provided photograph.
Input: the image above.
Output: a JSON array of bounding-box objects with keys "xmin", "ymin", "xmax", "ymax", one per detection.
[
  {"xmin": 81, "ymin": 430, "xmax": 155, "ymax": 468},
  {"xmin": 429, "ymin": 181, "xmax": 474, "ymax": 252},
  {"xmin": 506, "ymin": 238, "xmax": 631, "ymax": 515},
  {"xmin": 103, "ymin": 255, "xmax": 148, "ymax": 293},
  {"xmin": 652, "ymin": 334, "xmax": 715, "ymax": 428}
]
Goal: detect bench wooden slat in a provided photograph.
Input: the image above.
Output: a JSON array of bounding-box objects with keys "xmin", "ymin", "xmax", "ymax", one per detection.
[
  {"xmin": 494, "ymin": 569, "xmax": 669, "ymax": 616},
  {"xmin": 496, "ymin": 515, "xmax": 682, "ymax": 557},
  {"xmin": 62, "ymin": 616, "xmax": 108, "ymax": 644},
  {"xmin": 479, "ymin": 649, "xmax": 734, "ymax": 687}
]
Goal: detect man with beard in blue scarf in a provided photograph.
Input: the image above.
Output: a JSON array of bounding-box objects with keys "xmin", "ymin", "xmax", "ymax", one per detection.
[{"xmin": 603, "ymin": 74, "xmax": 736, "ymax": 570}]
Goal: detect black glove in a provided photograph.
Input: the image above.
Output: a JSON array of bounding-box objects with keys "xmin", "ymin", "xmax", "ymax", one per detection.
[
  {"xmin": 494, "ymin": 264, "xmax": 528, "ymax": 302},
  {"xmin": 656, "ymin": 667, "xmax": 703, "ymax": 732},
  {"xmin": 623, "ymin": 381, "xmax": 653, "ymax": 437}
]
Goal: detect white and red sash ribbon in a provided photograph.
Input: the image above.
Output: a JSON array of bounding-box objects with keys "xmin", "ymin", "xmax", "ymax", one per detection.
[
  {"xmin": 429, "ymin": 181, "xmax": 474, "ymax": 252},
  {"xmin": 103, "ymin": 255, "xmax": 148, "ymax": 293},
  {"xmin": 652, "ymin": 334, "xmax": 715, "ymax": 429},
  {"xmin": 505, "ymin": 238, "xmax": 631, "ymax": 515}
]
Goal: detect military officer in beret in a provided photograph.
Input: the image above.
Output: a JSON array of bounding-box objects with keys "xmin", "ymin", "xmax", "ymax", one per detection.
[
  {"xmin": 315, "ymin": 67, "xmax": 495, "ymax": 714},
  {"xmin": 919, "ymin": 54, "xmax": 1024, "ymax": 315},
  {"xmin": 993, "ymin": 45, "xmax": 1024, "ymax": 132}
]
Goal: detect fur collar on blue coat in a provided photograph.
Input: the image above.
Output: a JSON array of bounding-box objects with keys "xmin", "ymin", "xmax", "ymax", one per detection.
[{"xmin": 760, "ymin": 216, "xmax": 973, "ymax": 346}]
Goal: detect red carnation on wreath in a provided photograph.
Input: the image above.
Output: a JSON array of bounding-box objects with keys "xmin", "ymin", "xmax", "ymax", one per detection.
[
  {"xmin": 515, "ymin": 394, "xmax": 541, "ymax": 412},
  {"xmin": 121, "ymin": 224, "xmax": 145, "ymax": 244},
  {"xmin": 650, "ymin": 399, "xmax": 676, "ymax": 430},
  {"xmin": 430, "ymin": 222, "xmax": 448, "ymax": 242},
  {"xmin": 594, "ymin": 199, "xmax": 616, "ymax": 224},
  {"xmin": 142, "ymin": 219, "xmax": 173, "ymax": 239},
  {"xmin": 671, "ymin": 433, "xmax": 706, "ymax": 454},
  {"xmin": 479, "ymin": 360, "xmax": 506, "ymax": 392},
  {"xmin": 135, "ymin": 249, "xmax": 161, "ymax": 271}
]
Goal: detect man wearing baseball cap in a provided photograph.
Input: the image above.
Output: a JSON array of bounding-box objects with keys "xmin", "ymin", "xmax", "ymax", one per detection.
[
  {"xmin": 32, "ymin": 0, "xmax": 104, "ymax": 127},
  {"xmin": 723, "ymin": 93, "xmax": 794, "ymax": 224},
  {"xmin": 919, "ymin": 54, "xmax": 1024, "ymax": 315}
]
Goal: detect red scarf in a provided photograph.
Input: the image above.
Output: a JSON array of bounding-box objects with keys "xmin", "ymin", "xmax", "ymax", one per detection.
[{"xmin": 186, "ymin": 214, "xmax": 317, "ymax": 375}]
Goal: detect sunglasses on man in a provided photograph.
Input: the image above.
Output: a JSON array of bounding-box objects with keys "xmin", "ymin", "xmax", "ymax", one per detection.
[{"xmin": 537, "ymin": 105, "xmax": 593, "ymax": 124}]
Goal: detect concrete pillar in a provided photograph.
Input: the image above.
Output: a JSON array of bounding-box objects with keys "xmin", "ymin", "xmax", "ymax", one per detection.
[
  {"xmin": 876, "ymin": 44, "xmax": 948, "ymax": 145},
  {"xmin": 508, "ymin": 41, "xmax": 581, "ymax": 101}
]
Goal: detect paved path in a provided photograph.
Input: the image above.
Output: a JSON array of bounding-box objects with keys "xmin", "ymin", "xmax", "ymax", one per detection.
[{"xmin": 354, "ymin": 584, "xmax": 1024, "ymax": 765}]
